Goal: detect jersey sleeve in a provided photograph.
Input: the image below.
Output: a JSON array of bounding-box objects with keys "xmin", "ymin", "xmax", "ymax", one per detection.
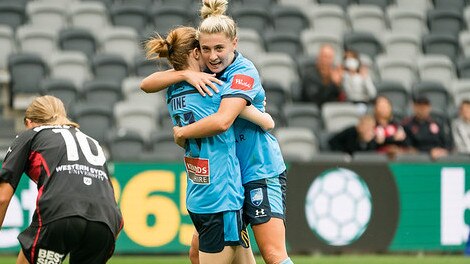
[
  {"xmin": 0, "ymin": 131, "xmax": 34, "ymax": 190},
  {"xmin": 220, "ymin": 66, "xmax": 261, "ymax": 105}
]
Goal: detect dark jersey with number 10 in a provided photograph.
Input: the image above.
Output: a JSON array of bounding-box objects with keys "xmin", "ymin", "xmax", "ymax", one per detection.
[{"xmin": 0, "ymin": 125, "xmax": 123, "ymax": 238}]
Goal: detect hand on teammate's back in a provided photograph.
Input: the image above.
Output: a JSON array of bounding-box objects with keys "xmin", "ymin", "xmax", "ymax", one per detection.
[
  {"xmin": 173, "ymin": 126, "xmax": 186, "ymax": 148},
  {"xmin": 183, "ymin": 71, "xmax": 222, "ymax": 96}
]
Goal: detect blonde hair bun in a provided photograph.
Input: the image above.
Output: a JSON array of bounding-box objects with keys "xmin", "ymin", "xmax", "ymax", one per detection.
[{"xmin": 200, "ymin": 0, "xmax": 228, "ymax": 19}]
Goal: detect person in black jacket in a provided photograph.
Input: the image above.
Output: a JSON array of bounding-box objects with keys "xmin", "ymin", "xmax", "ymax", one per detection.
[
  {"xmin": 402, "ymin": 95, "xmax": 452, "ymax": 160},
  {"xmin": 328, "ymin": 114, "xmax": 378, "ymax": 154}
]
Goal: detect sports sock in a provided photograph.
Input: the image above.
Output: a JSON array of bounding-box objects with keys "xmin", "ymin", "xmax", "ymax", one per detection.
[{"xmin": 280, "ymin": 257, "xmax": 293, "ymax": 264}]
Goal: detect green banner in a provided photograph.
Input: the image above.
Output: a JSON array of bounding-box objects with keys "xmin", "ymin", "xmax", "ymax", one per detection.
[
  {"xmin": 389, "ymin": 163, "xmax": 470, "ymax": 251},
  {"xmin": 1, "ymin": 162, "xmax": 469, "ymax": 253}
]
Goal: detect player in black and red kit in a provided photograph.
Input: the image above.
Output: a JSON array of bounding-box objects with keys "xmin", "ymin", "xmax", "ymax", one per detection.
[{"xmin": 0, "ymin": 95, "xmax": 123, "ymax": 264}]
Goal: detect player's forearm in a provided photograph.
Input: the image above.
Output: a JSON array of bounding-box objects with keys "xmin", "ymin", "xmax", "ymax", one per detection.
[
  {"xmin": 239, "ymin": 105, "xmax": 275, "ymax": 131},
  {"xmin": 141, "ymin": 69, "xmax": 184, "ymax": 93},
  {"xmin": 0, "ymin": 183, "xmax": 14, "ymax": 229},
  {"xmin": 178, "ymin": 113, "xmax": 234, "ymax": 138}
]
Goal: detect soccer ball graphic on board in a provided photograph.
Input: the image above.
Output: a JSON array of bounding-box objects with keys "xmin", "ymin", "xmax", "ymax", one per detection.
[{"xmin": 305, "ymin": 168, "xmax": 372, "ymax": 246}]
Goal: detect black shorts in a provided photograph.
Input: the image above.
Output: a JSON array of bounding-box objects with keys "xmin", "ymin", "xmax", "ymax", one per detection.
[
  {"xmin": 18, "ymin": 216, "xmax": 116, "ymax": 264},
  {"xmin": 243, "ymin": 171, "xmax": 287, "ymax": 226},
  {"xmin": 188, "ymin": 209, "xmax": 249, "ymax": 253}
]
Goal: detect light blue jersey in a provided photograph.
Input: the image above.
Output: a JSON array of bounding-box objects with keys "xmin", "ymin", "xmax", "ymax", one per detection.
[
  {"xmin": 166, "ymin": 81, "xmax": 244, "ymax": 214},
  {"xmin": 216, "ymin": 52, "xmax": 287, "ymax": 184}
]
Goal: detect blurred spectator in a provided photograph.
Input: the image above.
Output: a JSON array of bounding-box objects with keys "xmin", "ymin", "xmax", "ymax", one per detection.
[
  {"xmin": 374, "ymin": 96, "xmax": 408, "ymax": 159},
  {"xmin": 451, "ymin": 99, "xmax": 470, "ymax": 154},
  {"xmin": 328, "ymin": 114, "xmax": 378, "ymax": 154},
  {"xmin": 341, "ymin": 49, "xmax": 376, "ymax": 104},
  {"xmin": 301, "ymin": 44, "xmax": 344, "ymax": 107},
  {"xmin": 402, "ymin": 96, "xmax": 452, "ymax": 160}
]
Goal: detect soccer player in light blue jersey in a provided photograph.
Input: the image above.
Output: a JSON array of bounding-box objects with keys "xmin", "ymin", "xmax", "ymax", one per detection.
[
  {"xmin": 142, "ymin": 1, "xmax": 293, "ymax": 263},
  {"xmin": 142, "ymin": 26, "xmax": 275, "ymax": 264}
]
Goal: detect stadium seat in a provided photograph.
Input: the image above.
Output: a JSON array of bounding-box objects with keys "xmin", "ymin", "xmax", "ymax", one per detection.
[
  {"xmin": 257, "ymin": 53, "xmax": 299, "ymax": 97},
  {"xmin": 375, "ymin": 55, "xmax": 417, "ymax": 92},
  {"xmin": 58, "ymin": 28, "xmax": 97, "ymax": 60},
  {"xmin": 452, "ymin": 79, "xmax": 470, "ymax": 106},
  {"xmin": 422, "ymin": 34, "xmax": 459, "ymax": 63},
  {"xmin": 114, "ymin": 101, "xmax": 157, "ymax": 141},
  {"xmin": 16, "ymin": 25, "xmax": 58, "ymax": 62},
  {"xmin": 316, "ymin": 0, "xmax": 354, "ymax": 10},
  {"xmin": 348, "ymin": 5, "xmax": 387, "ymax": 36},
  {"xmin": 300, "ymin": 29, "xmax": 343, "ymax": 61},
  {"xmin": 8, "ymin": 53, "xmax": 48, "ymax": 109},
  {"xmin": 265, "ymin": 104, "xmax": 286, "ymax": 129},
  {"xmin": 386, "ymin": 7, "xmax": 427, "ymax": 36},
  {"xmin": 321, "ymin": 102, "xmax": 362, "ymax": 133},
  {"xmin": 72, "ymin": 102, "xmax": 114, "ymax": 142},
  {"xmin": 305, "ymin": 4, "xmax": 348, "ymax": 34},
  {"xmin": 459, "ymin": 31, "xmax": 470, "ymax": 57},
  {"xmin": 0, "ymin": 25, "xmax": 15, "ymax": 73},
  {"xmin": 107, "ymin": 128, "xmax": 147, "ymax": 162},
  {"xmin": 271, "ymin": 5, "xmax": 309, "ymax": 35},
  {"xmin": 343, "ymin": 31, "xmax": 383, "ymax": 61},
  {"xmin": 0, "ymin": 116, "xmax": 16, "ymax": 159},
  {"xmin": 457, "ymin": 57, "xmax": 470, "ymax": 79},
  {"xmin": 91, "ymin": 53, "xmax": 129, "ymax": 83},
  {"xmin": 275, "ymin": 127, "xmax": 318, "ymax": 162},
  {"xmin": 382, "ymin": 32, "xmax": 422, "ymax": 59},
  {"xmin": 100, "ymin": 27, "xmax": 141, "ymax": 65},
  {"xmin": 160, "ymin": 0, "xmax": 198, "ymax": 7},
  {"xmin": 82, "ymin": 79, "xmax": 122, "ymax": 108},
  {"xmin": 122, "ymin": 76, "xmax": 167, "ymax": 107},
  {"xmin": 236, "ymin": 28, "xmax": 265, "ymax": 59},
  {"xmin": 0, "ymin": 1, "xmax": 26, "ymax": 30},
  {"xmin": 49, "ymin": 51, "xmax": 91, "ymax": 88},
  {"xmin": 417, "ymin": 55, "xmax": 456, "ymax": 89},
  {"xmin": 69, "ymin": 1, "xmax": 110, "ymax": 39},
  {"xmin": 395, "ymin": 0, "xmax": 433, "ymax": 12},
  {"xmin": 142, "ymin": 130, "xmax": 184, "ymax": 162},
  {"xmin": 231, "ymin": 6, "xmax": 272, "ymax": 34},
  {"xmin": 41, "ymin": 78, "xmax": 79, "ymax": 110},
  {"xmin": 263, "ymin": 31, "xmax": 303, "ymax": 59},
  {"xmin": 283, "ymin": 103, "xmax": 322, "ymax": 136},
  {"xmin": 109, "ymin": 3, "xmax": 149, "ymax": 34},
  {"xmin": 278, "ymin": 0, "xmax": 315, "ymax": 8},
  {"xmin": 433, "ymin": 0, "xmax": 466, "ymax": 11},
  {"xmin": 413, "ymin": 81, "xmax": 452, "ymax": 114},
  {"xmin": 26, "ymin": 1, "xmax": 68, "ymax": 32},
  {"xmin": 237, "ymin": 0, "xmax": 278, "ymax": 7},
  {"xmin": 150, "ymin": 5, "xmax": 192, "ymax": 35},
  {"xmin": 427, "ymin": 9, "xmax": 464, "ymax": 37},
  {"xmin": 263, "ymin": 81, "xmax": 292, "ymax": 109},
  {"xmin": 156, "ymin": 106, "xmax": 174, "ymax": 131},
  {"xmin": 134, "ymin": 55, "xmax": 171, "ymax": 77},
  {"xmin": 376, "ymin": 81, "xmax": 411, "ymax": 117},
  {"xmin": 82, "ymin": 0, "xmax": 114, "ymax": 9},
  {"xmin": 356, "ymin": 0, "xmax": 392, "ymax": 10}
]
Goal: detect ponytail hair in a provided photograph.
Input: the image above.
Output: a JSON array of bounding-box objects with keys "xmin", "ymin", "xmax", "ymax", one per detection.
[
  {"xmin": 145, "ymin": 27, "xmax": 198, "ymax": 71},
  {"xmin": 25, "ymin": 95, "xmax": 79, "ymax": 127},
  {"xmin": 198, "ymin": 0, "xmax": 237, "ymax": 41}
]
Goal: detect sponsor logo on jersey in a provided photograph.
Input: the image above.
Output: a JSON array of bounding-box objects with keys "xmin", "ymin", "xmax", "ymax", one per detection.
[
  {"xmin": 83, "ymin": 177, "xmax": 92, "ymax": 186},
  {"xmin": 37, "ymin": 249, "xmax": 64, "ymax": 264},
  {"xmin": 250, "ymin": 188, "xmax": 263, "ymax": 206},
  {"xmin": 184, "ymin": 157, "xmax": 210, "ymax": 184},
  {"xmin": 230, "ymin": 74, "xmax": 254, "ymax": 91}
]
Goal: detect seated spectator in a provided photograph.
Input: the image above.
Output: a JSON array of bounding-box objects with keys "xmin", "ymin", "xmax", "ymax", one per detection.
[
  {"xmin": 341, "ymin": 49, "xmax": 376, "ymax": 104},
  {"xmin": 373, "ymin": 96, "xmax": 409, "ymax": 159},
  {"xmin": 402, "ymin": 96, "xmax": 452, "ymax": 160},
  {"xmin": 451, "ymin": 99, "xmax": 470, "ymax": 154},
  {"xmin": 301, "ymin": 44, "xmax": 344, "ymax": 107},
  {"xmin": 328, "ymin": 114, "xmax": 378, "ymax": 154}
]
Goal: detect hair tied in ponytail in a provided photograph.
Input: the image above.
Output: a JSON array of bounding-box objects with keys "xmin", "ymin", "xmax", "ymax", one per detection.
[{"xmin": 164, "ymin": 39, "xmax": 174, "ymax": 56}]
